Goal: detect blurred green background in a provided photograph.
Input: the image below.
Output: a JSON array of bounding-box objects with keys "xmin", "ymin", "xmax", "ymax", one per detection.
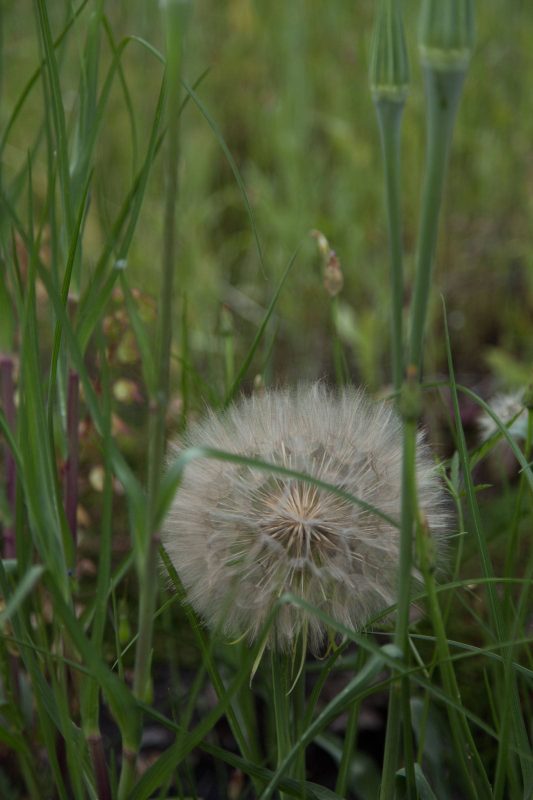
[{"xmin": 2, "ymin": 0, "xmax": 533, "ymax": 395}]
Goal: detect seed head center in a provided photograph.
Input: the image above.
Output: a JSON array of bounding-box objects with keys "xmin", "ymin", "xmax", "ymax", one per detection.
[{"xmin": 260, "ymin": 482, "xmax": 338, "ymax": 559}]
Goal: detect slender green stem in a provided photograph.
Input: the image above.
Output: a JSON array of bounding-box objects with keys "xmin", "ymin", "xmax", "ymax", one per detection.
[
  {"xmin": 118, "ymin": 4, "xmax": 185, "ymax": 797},
  {"xmin": 493, "ymin": 409, "xmax": 533, "ymax": 799},
  {"xmin": 418, "ymin": 517, "xmax": 491, "ymax": 799},
  {"xmin": 380, "ymin": 414, "xmax": 417, "ymax": 800},
  {"xmin": 502, "ymin": 409, "xmax": 532, "ymax": 606},
  {"xmin": 335, "ymin": 647, "xmax": 365, "ymax": 796},
  {"xmin": 331, "ymin": 296, "xmax": 348, "ymax": 387},
  {"xmin": 445, "ymin": 310, "xmax": 532, "ymax": 796},
  {"xmin": 375, "ymin": 99, "xmax": 405, "ymax": 392},
  {"xmin": 271, "ymin": 650, "xmax": 292, "ymax": 800},
  {"xmin": 146, "ymin": 7, "xmax": 183, "ymax": 511},
  {"xmin": 408, "ymin": 67, "xmax": 465, "ymax": 373}
]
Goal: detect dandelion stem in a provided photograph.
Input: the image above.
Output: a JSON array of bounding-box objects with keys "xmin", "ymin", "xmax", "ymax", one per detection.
[
  {"xmin": 369, "ymin": 0, "xmax": 409, "ymax": 392},
  {"xmin": 408, "ymin": 66, "xmax": 466, "ymax": 374},
  {"xmin": 375, "ymin": 100, "xmax": 405, "ymax": 393},
  {"xmin": 380, "ymin": 413, "xmax": 417, "ymax": 800},
  {"xmin": 271, "ymin": 650, "xmax": 293, "ymax": 800}
]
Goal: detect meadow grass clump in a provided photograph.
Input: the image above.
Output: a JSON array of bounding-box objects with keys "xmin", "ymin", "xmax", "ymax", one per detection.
[{"xmin": 0, "ymin": 1, "xmax": 532, "ymax": 799}]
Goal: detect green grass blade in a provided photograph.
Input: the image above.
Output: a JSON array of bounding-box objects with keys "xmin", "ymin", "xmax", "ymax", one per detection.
[
  {"xmin": 33, "ymin": 0, "xmax": 74, "ymax": 236},
  {"xmin": 159, "ymin": 445, "xmax": 400, "ymax": 534},
  {"xmin": 224, "ymin": 247, "xmax": 300, "ymax": 404},
  {"xmin": 0, "ymin": 0, "xmax": 90, "ymax": 158},
  {"xmin": 0, "ymin": 564, "xmax": 45, "ymax": 624}
]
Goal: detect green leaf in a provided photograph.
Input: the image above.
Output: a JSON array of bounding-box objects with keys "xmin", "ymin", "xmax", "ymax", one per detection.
[
  {"xmin": 396, "ymin": 763, "xmax": 438, "ymax": 799},
  {"xmin": 0, "ymin": 565, "xmax": 45, "ymax": 625}
]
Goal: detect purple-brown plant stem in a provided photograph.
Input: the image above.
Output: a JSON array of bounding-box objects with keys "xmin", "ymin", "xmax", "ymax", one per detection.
[
  {"xmin": 65, "ymin": 369, "xmax": 79, "ymax": 548},
  {"xmin": 0, "ymin": 354, "xmax": 17, "ymax": 559},
  {"xmin": 88, "ymin": 735, "xmax": 112, "ymax": 800}
]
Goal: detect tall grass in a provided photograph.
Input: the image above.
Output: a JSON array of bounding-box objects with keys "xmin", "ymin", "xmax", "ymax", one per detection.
[{"xmin": 0, "ymin": 1, "xmax": 532, "ymax": 799}]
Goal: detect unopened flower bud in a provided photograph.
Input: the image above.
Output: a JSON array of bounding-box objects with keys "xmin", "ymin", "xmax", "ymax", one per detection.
[
  {"xmin": 369, "ymin": 0, "xmax": 410, "ymax": 103},
  {"xmin": 419, "ymin": 0, "xmax": 475, "ymax": 71}
]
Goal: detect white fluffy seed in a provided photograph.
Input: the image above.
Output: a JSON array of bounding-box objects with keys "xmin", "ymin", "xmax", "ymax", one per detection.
[{"xmin": 163, "ymin": 383, "xmax": 449, "ymax": 652}]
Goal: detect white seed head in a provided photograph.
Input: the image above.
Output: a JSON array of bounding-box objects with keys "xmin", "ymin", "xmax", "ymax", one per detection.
[
  {"xmin": 163, "ymin": 383, "xmax": 449, "ymax": 652},
  {"xmin": 478, "ymin": 390, "xmax": 527, "ymax": 443}
]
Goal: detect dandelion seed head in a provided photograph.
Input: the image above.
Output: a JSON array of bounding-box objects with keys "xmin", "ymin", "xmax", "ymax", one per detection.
[{"xmin": 163, "ymin": 383, "xmax": 449, "ymax": 652}]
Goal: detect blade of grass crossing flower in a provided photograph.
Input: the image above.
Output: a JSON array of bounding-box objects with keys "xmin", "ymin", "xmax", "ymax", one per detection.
[{"xmin": 158, "ymin": 446, "xmax": 400, "ymax": 536}]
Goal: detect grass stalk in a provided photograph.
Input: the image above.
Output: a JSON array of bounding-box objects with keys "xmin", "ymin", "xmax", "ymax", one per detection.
[
  {"xmin": 380, "ymin": 406, "xmax": 418, "ymax": 800},
  {"xmin": 380, "ymin": 3, "xmax": 474, "ymax": 794},
  {"xmin": 374, "ymin": 100, "xmax": 405, "ymax": 393},
  {"xmin": 369, "ymin": 0, "xmax": 409, "ymax": 393},
  {"xmin": 0, "ymin": 355, "xmax": 17, "ymax": 558},
  {"xmin": 335, "ymin": 646, "xmax": 365, "ymax": 796},
  {"xmin": 444, "ymin": 308, "xmax": 533, "ymax": 795},
  {"xmin": 117, "ymin": 3, "xmax": 187, "ymax": 795},
  {"xmin": 408, "ymin": 67, "xmax": 466, "ymax": 373},
  {"xmin": 271, "ymin": 650, "xmax": 293, "ymax": 800},
  {"xmin": 64, "ymin": 370, "xmax": 79, "ymax": 548},
  {"xmin": 417, "ymin": 515, "xmax": 491, "ymax": 798},
  {"xmin": 370, "ymin": 7, "xmax": 418, "ymax": 793},
  {"xmin": 409, "ymin": 0, "xmax": 474, "ymax": 373},
  {"xmin": 493, "ymin": 408, "xmax": 533, "ymax": 799}
]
